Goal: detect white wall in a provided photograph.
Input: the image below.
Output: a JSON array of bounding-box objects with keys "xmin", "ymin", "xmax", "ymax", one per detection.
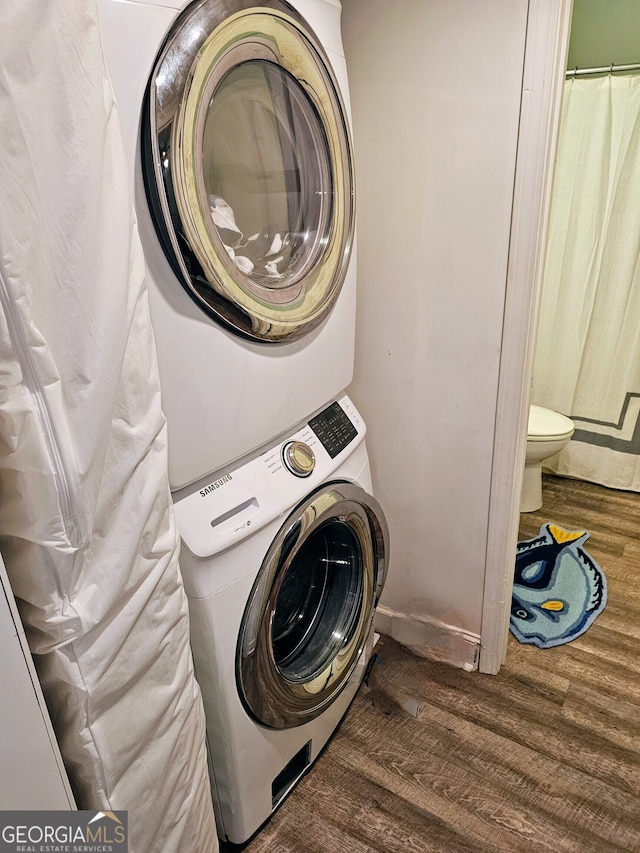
[{"xmin": 342, "ymin": 0, "xmax": 529, "ymax": 662}]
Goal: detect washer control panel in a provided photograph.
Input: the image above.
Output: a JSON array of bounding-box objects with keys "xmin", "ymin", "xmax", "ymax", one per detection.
[
  {"xmin": 308, "ymin": 400, "xmax": 358, "ymax": 458},
  {"xmin": 175, "ymin": 395, "xmax": 365, "ymax": 561},
  {"xmin": 282, "ymin": 440, "xmax": 316, "ymax": 477}
]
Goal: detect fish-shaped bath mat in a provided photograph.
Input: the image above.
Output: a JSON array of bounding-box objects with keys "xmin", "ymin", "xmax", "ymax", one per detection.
[{"xmin": 510, "ymin": 523, "xmax": 607, "ymax": 649}]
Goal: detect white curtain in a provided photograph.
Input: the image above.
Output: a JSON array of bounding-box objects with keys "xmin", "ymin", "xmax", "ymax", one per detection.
[
  {"xmin": 532, "ymin": 73, "xmax": 640, "ymax": 491},
  {"xmin": 0, "ymin": 2, "xmax": 217, "ymax": 850}
]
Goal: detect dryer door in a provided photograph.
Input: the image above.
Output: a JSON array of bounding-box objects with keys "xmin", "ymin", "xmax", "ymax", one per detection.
[
  {"xmin": 143, "ymin": 0, "xmax": 354, "ymax": 343},
  {"xmin": 237, "ymin": 481, "xmax": 388, "ymax": 729}
]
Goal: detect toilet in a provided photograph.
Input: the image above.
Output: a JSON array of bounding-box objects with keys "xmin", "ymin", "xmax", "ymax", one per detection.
[{"xmin": 521, "ymin": 404, "xmax": 575, "ymax": 512}]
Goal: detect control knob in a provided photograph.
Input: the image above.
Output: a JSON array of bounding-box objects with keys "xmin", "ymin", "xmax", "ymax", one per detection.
[{"xmin": 282, "ymin": 441, "xmax": 315, "ymax": 477}]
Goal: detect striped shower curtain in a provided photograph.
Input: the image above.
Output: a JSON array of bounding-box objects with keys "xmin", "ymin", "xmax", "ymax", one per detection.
[{"xmin": 532, "ymin": 73, "xmax": 640, "ymax": 491}]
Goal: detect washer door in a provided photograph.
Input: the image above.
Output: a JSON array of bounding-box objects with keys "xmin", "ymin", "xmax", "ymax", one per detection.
[
  {"xmin": 143, "ymin": 0, "xmax": 354, "ymax": 343},
  {"xmin": 237, "ymin": 481, "xmax": 388, "ymax": 729}
]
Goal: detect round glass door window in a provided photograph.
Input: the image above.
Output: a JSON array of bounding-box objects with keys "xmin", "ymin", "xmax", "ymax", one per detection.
[
  {"xmin": 271, "ymin": 519, "xmax": 363, "ymax": 684},
  {"xmin": 204, "ymin": 61, "xmax": 331, "ymax": 292},
  {"xmin": 144, "ymin": 0, "xmax": 354, "ymax": 342},
  {"xmin": 237, "ymin": 482, "xmax": 389, "ymax": 729}
]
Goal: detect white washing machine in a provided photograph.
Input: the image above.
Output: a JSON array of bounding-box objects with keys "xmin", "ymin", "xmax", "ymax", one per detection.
[
  {"xmin": 174, "ymin": 395, "xmax": 389, "ymax": 844},
  {"xmin": 97, "ymin": 0, "xmax": 358, "ymax": 490}
]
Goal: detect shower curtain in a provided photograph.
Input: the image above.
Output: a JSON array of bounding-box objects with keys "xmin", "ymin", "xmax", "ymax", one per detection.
[{"xmin": 532, "ymin": 73, "xmax": 640, "ymax": 491}]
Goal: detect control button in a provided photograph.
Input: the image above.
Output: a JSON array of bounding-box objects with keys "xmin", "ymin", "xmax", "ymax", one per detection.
[
  {"xmin": 282, "ymin": 441, "xmax": 316, "ymax": 477},
  {"xmin": 308, "ymin": 402, "xmax": 357, "ymax": 458}
]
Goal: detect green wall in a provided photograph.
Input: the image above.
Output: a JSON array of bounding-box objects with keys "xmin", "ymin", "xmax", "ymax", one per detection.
[{"xmin": 567, "ymin": 0, "xmax": 640, "ymax": 70}]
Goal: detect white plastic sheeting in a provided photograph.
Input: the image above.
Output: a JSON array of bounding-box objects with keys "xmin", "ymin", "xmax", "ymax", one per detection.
[{"xmin": 0, "ymin": 2, "xmax": 218, "ymax": 851}]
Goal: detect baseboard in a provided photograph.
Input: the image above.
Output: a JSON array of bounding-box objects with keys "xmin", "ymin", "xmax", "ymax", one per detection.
[{"xmin": 374, "ymin": 605, "xmax": 480, "ymax": 672}]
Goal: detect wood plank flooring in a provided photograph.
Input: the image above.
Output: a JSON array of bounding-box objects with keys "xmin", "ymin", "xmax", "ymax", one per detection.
[{"xmin": 224, "ymin": 475, "xmax": 640, "ymax": 852}]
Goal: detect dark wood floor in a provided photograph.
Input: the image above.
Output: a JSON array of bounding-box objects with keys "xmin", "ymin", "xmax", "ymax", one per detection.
[{"xmin": 227, "ymin": 475, "xmax": 640, "ymax": 852}]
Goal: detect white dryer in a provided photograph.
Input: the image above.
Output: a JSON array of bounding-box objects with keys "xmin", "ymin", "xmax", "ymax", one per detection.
[
  {"xmin": 173, "ymin": 395, "xmax": 389, "ymax": 844},
  {"xmin": 97, "ymin": 0, "xmax": 358, "ymax": 490}
]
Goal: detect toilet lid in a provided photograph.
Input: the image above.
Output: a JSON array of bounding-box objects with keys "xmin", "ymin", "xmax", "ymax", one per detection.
[{"xmin": 528, "ymin": 404, "xmax": 575, "ymax": 440}]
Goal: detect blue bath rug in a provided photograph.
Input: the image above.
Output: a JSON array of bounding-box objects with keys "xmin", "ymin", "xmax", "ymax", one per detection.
[{"xmin": 510, "ymin": 524, "xmax": 607, "ymax": 649}]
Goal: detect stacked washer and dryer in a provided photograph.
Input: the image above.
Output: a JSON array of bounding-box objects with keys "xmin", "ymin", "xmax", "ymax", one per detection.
[{"xmin": 98, "ymin": 0, "xmax": 389, "ymax": 844}]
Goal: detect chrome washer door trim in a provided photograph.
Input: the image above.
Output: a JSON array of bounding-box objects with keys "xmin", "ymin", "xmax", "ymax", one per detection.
[
  {"xmin": 144, "ymin": 0, "xmax": 355, "ymax": 342},
  {"xmin": 237, "ymin": 481, "xmax": 388, "ymax": 729}
]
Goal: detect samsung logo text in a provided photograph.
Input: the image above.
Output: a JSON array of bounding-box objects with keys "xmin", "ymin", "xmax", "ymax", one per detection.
[{"xmin": 200, "ymin": 474, "xmax": 232, "ymax": 497}]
